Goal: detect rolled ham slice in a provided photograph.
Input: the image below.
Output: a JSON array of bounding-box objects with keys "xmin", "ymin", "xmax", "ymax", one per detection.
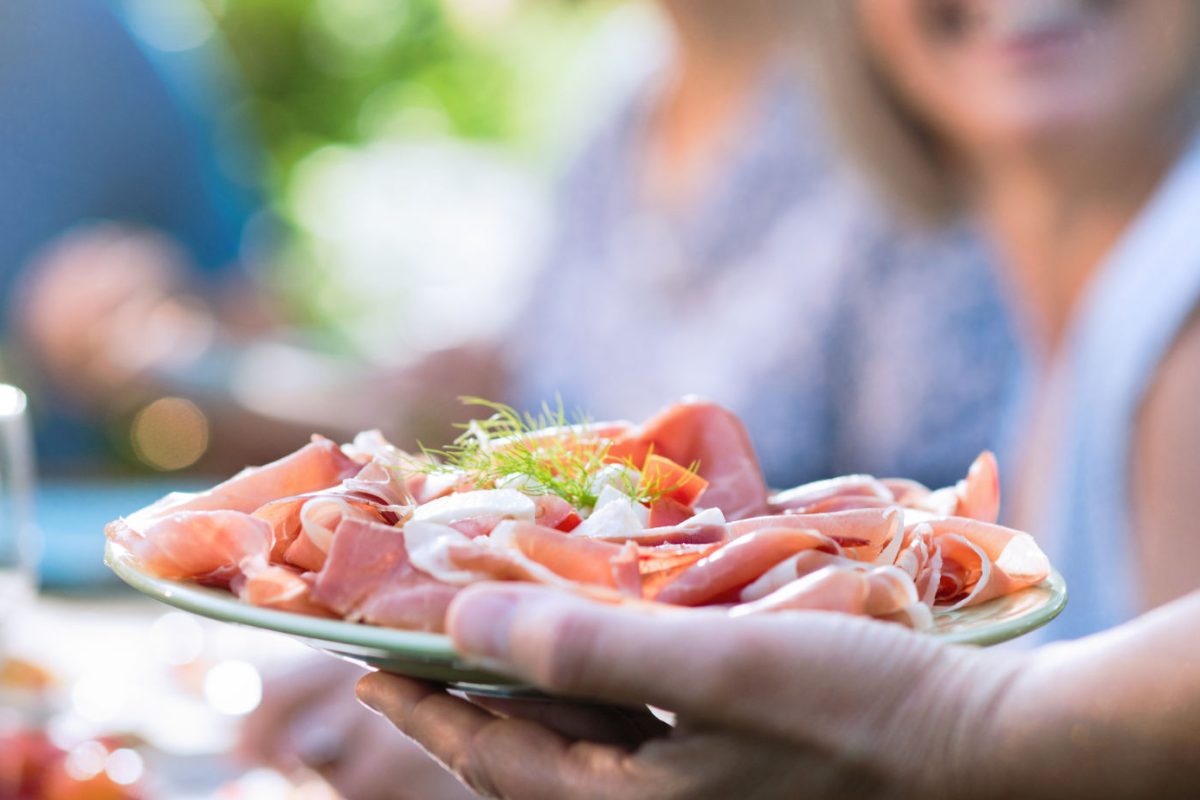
[
  {"xmin": 731, "ymin": 564, "xmax": 931, "ymax": 630},
  {"xmin": 730, "ymin": 507, "xmax": 904, "ymax": 565},
  {"xmin": 404, "ymin": 521, "xmax": 641, "ymax": 598},
  {"xmin": 653, "ymin": 527, "xmax": 840, "ymax": 606},
  {"xmin": 894, "ymin": 525, "xmax": 943, "ymax": 608},
  {"xmin": 739, "ymin": 549, "xmax": 852, "ymax": 602},
  {"xmin": 252, "ymin": 493, "xmax": 390, "ymax": 567},
  {"xmin": 919, "ymin": 517, "xmax": 1051, "ymax": 610}
]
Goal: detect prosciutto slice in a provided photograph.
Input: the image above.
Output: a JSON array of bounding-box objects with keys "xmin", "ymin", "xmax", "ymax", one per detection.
[
  {"xmin": 236, "ymin": 564, "xmax": 335, "ymax": 617},
  {"xmin": 653, "ymin": 528, "xmax": 840, "ymax": 606},
  {"xmin": 310, "ymin": 514, "xmax": 456, "ymax": 632},
  {"xmin": 133, "ymin": 436, "xmax": 357, "ymax": 525},
  {"xmin": 952, "ymin": 451, "xmax": 1001, "ymax": 524},
  {"xmin": 253, "ymin": 494, "xmax": 388, "ymax": 567},
  {"xmin": 894, "ymin": 526, "xmax": 943, "ymax": 608},
  {"xmin": 919, "ymin": 517, "xmax": 1050, "ymax": 610},
  {"xmin": 107, "ymin": 510, "xmax": 272, "ymax": 589},
  {"xmin": 730, "ymin": 564, "xmax": 930, "ymax": 629},
  {"xmin": 767, "ymin": 475, "xmax": 893, "ymax": 515},
  {"xmin": 739, "ymin": 549, "xmax": 854, "ymax": 602},
  {"xmin": 610, "ymin": 399, "xmax": 769, "ymax": 520},
  {"xmin": 730, "ymin": 507, "xmax": 904, "ymax": 565},
  {"xmin": 404, "ymin": 521, "xmax": 641, "ymax": 597}
]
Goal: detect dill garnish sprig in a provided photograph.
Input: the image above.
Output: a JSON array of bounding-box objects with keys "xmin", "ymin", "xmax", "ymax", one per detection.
[{"xmin": 413, "ymin": 397, "xmax": 699, "ymax": 510}]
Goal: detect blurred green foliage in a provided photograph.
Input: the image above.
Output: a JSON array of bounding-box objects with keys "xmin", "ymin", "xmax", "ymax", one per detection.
[{"xmin": 201, "ymin": 0, "xmax": 615, "ymax": 188}]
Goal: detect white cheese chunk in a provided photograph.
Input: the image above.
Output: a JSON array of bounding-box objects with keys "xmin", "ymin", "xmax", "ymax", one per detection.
[
  {"xmin": 680, "ymin": 507, "xmax": 726, "ymax": 527},
  {"xmin": 587, "ymin": 463, "xmax": 641, "ymax": 499},
  {"xmin": 412, "ymin": 489, "xmax": 535, "ymax": 525},
  {"xmin": 594, "ymin": 485, "xmax": 650, "ymax": 527},
  {"xmin": 573, "ymin": 495, "xmax": 647, "ymax": 539}
]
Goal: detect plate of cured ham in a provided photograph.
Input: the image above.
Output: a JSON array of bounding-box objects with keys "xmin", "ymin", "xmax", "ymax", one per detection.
[{"xmin": 105, "ymin": 398, "xmax": 1067, "ymax": 692}]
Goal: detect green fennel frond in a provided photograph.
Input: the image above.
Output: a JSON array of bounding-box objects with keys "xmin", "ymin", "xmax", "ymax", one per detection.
[{"xmin": 412, "ymin": 397, "xmax": 699, "ymax": 510}]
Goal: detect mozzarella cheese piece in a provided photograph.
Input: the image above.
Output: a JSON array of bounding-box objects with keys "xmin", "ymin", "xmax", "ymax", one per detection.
[
  {"xmin": 411, "ymin": 489, "xmax": 536, "ymax": 524},
  {"xmin": 681, "ymin": 507, "xmax": 726, "ymax": 527},
  {"xmin": 587, "ymin": 463, "xmax": 641, "ymax": 499},
  {"xmin": 574, "ymin": 493, "xmax": 647, "ymax": 538}
]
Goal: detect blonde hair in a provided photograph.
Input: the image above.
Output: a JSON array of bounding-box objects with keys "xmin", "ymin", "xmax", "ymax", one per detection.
[{"xmin": 804, "ymin": 2, "xmax": 962, "ymax": 224}]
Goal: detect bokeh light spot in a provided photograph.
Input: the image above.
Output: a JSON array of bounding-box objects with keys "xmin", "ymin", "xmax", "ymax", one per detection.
[
  {"xmin": 0, "ymin": 384, "xmax": 27, "ymax": 416},
  {"xmin": 131, "ymin": 397, "xmax": 210, "ymax": 471},
  {"xmin": 63, "ymin": 741, "xmax": 108, "ymax": 781},
  {"xmin": 150, "ymin": 612, "xmax": 205, "ymax": 666},
  {"xmin": 106, "ymin": 748, "xmax": 145, "ymax": 786},
  {"xmin": 71, "ymin": 676, "xmax": 128, "ymax": 723},
  {"xmin": 203, "ymin": 660, "xmax": 262, "ymax": 716}
]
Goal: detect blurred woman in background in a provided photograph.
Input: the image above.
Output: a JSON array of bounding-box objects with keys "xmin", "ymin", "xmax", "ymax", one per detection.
[
  {"xmin": 511, "ymin": 0, "xmax": 1018, "ymax": 492},
  {"xmin": 809, "ymin": 0, "xmax": 1200, "ymax": 638}
]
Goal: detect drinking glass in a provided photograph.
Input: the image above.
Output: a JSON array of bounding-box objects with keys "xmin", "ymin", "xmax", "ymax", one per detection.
[{"xmin": 0, "ymin": 384, "xmax": 37, "ymax": 634}]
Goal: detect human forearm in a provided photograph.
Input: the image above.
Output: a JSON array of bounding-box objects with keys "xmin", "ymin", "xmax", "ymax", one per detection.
[{"xmin": 987, "ymin": 591, "xmax": 1200, "ymax": 798}]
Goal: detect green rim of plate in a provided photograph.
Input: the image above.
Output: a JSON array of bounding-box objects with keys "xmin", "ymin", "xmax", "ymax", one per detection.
[
  {"xmin": 931, "ymin": 567, "xmax": 1067, "ymax": 645},
  {"xmin": 105, "ymin": 541, "xmax": 1067, "ymax": 686},
  {"xmin": 106, "ymin": 541, "xmax": 462, "ymax": 659}
]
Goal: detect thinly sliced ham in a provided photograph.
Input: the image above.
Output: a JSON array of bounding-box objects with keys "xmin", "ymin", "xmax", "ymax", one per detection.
[
  {"xmin": 739, "ymin": 549, "xmax": 852, "ymax": 602},
  {"xmin": 732, "ymin": 567, "xmax": 867, "ymax": 616},
  {"xmin": 878, "ymin": 478, "xmax": 931, "ymax": 506},
  {"xmin": 107, "ymin": 435, "xmax": 360, "ymax": 586},
  {"xmin": 252, "ymin": 493, "xmax": 395, "ymax": 568},
  {"xmin": 611, "ymin": 399, "xmax": 769, "ymax": 520},
  {"xmin": 131, "ymin": 437, "xmax": 357, "ymax": 528},
  {"xmin": 340, "ymin": 457, "xmax": 414, "ymax": 508},
  {"xmin": 236, "ymin": 564, "xmax": 335, "ymax": 617},
  {"xmin": 496, "ymin": 522, "xmax": 640, "ymax": 594},
  {"xmin": 730, "ymin": 507, "xmax": 904, "ymax": 565},
  {"xmin": 767, "ymin": 475, "xmax": 893, "ymax": 514},
  {"xmin": 311, "ymin": 515, "xmax": 456, "ymax": 632},
  {"xmin": 953, "ymin": 451, "xmax": 1000, "ymax": 524},
  {"xmin": 107, "ymin": 510, "xmax": 272, "ymax": 588},
  {"xmin": 405, "ymin": 521, "xmax": 642, "ymax": 597},
  {"xmin": 653, "ymin": 527, "xmax": 839, "ymax": 606},
  {"xmin": 636, "ymin": 542, "xmax": 723, "ymax": 598},
  {"xmin": 894, "ymin": 525, "xmax": 943, "ymax": 608},
  {"xmin": 731, "ymin": 564, "xmax": 930, "ymax": 630},
  {"xmin": 876, "ymin": 452, "xmax": 999, "ymax": 523},
  {"xmin": 583, "ymin": 519, "xmax": 728, "ymax": 547},
  {"xmin": 919, "ymin": 517, "xmax": 1051, "ymax": 609}
]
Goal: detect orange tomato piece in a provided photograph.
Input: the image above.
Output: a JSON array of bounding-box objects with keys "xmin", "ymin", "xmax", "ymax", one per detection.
[{"xmin": 640, "ymin": 454, "xmax": 709, "ymax": 506}]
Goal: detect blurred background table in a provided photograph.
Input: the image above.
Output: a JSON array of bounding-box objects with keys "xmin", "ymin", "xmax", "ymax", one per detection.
[{"xmin": 2, "ymin": 479, "xmax": 344, "ymax": 799}]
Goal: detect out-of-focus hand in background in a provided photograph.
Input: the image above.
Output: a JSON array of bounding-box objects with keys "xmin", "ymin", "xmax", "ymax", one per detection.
[
  {"xmin": 14, "ymin": 224, "xmax": 215, "ymax": 403},
  {"xmin": 241, "ymin": 658, "xmax": 475, "ymax": 800}
]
